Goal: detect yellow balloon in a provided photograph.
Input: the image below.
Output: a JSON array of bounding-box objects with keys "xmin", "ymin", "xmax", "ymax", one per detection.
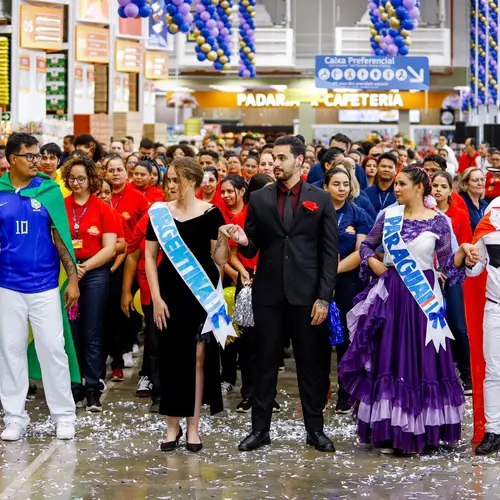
[
  {"xmin": 133, "ymin": 290, "xmax": 144, "ymax": 317},
  {"xmin": 379, "ymin": 5, "xmax": 385, "ymax": 12},
  {"xmin": 400, "ymin": 29, "xmax": 409, "ymax": 37},
  {"xmin": 220, "ymin": 55, "xmax": 228, "ymax": 64},
  {"xmin": 371, "ymin": 29, "xmax": 377, "ymax": 36},
  {"xmin": 405, "ymin": 36, "xmax": 412, "ymax": 46},
  {"xmin": 495, "ymin": 84, "xmax": 498, "ymax": 90},
  {"xmin": 196, "ymin": 36, "xmax": 205, "ymax": 45},
  {"xmin": 243, "ymin": 46, "xmax": 251, "ymax": 54},
  {"xmin": 381, "ymin": 13, "xmax": 388, "ymax": 21},
  {"xmin": 250, "ymin": 11, "xmax": 255, "ymax": 17},
  {"xmin": 374, "ymin": 35, "xmax": 381, "ymax": 43},
  {"xmin": 217, "ymin": 48, "xmax": 224, "ymax": 56},
  {"xmin": 225, "ymin": 7, "xmax": 232, "ymax": 15},
  {"xmin": 201, "ymin": 43, "xmax": 211, "ymax": 53},
  {"xmin": 389, "ymin": 17, "xmax": 400, "ymax": 29},
  {"xmin": 223, "ymin": 63, "xmax": 231, "ymax": 70},
  {"xmin": 247, "ymin": 5, "xmax": 254, "ymax": 12},
  {"xmin": 242, "ymin": 0, "xmax": 249, "ymax": 5},
  {"xmin": 388, "ymin": 7, "xmax": 396, "ymax": 16},
  {"xmin": 221, "ymin": 0, "xmax": 229, "ymax": 7},
  {"xmin": 207, "ymin": 51, "xmax": 218, "ymax": 61},
  {"xmin": 165, "ymin": 14, "xmax": 172, "ymax": 23}
]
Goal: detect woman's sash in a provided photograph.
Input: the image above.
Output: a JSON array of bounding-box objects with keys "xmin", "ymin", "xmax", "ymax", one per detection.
[
  {"xmin": 383, "ymin": 205, "xmax": 453, "ymax": 353},
  {"xmin": 149, "ymin": 202, "xmax": 236, "ymax": 348}
]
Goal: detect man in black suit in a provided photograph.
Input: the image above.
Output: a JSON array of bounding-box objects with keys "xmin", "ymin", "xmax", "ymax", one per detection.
[{"xmin": 221, "ymin": 135, "xmax": 339, "ymax": 452}]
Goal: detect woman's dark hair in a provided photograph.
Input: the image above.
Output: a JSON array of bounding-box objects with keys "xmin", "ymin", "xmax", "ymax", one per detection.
[
  {"xmin": 125, "ymin": 153, "xmax": 139, "ymax": 167},
  {"xmin": 166, "ymin": 144, "xmax": 195, "ymax": 158},
  {"xmin": 62, "ymin": 155, "xmax": 102, "ymax": 194},
  {"xmin": 150, "ymin": 160, "xmax": 162, "ymax": 185},
  {"xmin": 155, "ymin": 154, "xmax": 172, "ymax": 169},
  {"xmin": 249, "ymin": 173, "xmax": 273, "ymax": 193},
  {"xmin": 400, "ymin": 165, "xmax": 432, "ymax": 197},
  {"xmin": 203, "ymin": 166, "xmax": 219, "ymax": 182},
  {"xmin": 100, "ymin": 177, "xmax": 112, "ymax": 191},
  {"xmin": 361, "ymin": 155, "xmax": 377, "ymax": 172},
  {"xmin": 433, "ymin": 171, "xmax": 454, "ymax": 203},
  {"xmin": 320, "ymin": 148, "xmax": 344, "ymax": 169},
  {"xmin": 74, "ymin": 134, "xmax": 104, "ymax": 163},
  {"xmin": 134, "ymin": 160, "xmax": 153, "ymax": 174},
  {"xmin": 221, "ymin": 174, "xmax": 249, "ymax": 204},
  {"xmin": 323, "ymin": 167, "xmax": 353, "ymax": 202},
  {"xmin": 423, "ymin": 154, "xmax": 447, "ymax": 171},
  {"xmin": 349, "ymin": 149, "xmax": 364, "ymax": 163},
  {"xmin": 244, "ymin": 153, "xmax": 259, "ymax": 164}
]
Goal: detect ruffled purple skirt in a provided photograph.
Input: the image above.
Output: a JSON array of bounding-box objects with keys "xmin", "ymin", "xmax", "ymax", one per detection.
[{"xmin": 338, "ymin": 267, "xmax": 465, "ymax": 454}]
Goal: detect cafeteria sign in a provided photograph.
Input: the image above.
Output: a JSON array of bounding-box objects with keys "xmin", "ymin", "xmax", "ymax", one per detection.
[{"xmin": 322, "ymin": 92, "xmax": 404, "ymax": 108}]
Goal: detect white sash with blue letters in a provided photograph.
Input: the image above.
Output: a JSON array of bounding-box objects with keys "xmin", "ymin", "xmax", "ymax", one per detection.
[
  {"xmin": 149, "ymin": 202, "xmax": 236, "ymax": 348},
  {"xmin": 383, "ymin": 205, "xmax": 453, "ymax": 353}
]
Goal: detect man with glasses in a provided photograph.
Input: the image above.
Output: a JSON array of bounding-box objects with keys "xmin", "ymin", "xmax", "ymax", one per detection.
[
  {"xmin": 0, "ymin": 133, "xmax": 78, "ymax": 441},
  {"xmin": 485, "ymin": 150, "xmax": 500, "ymax": 203},
  {"xmin": 40, "ymin": 143, "xmax": 71, "ymax": 197}
]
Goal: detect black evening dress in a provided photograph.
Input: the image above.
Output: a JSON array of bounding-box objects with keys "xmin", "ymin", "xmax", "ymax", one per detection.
[{"xmin": 146, "ymin": 206, "xmax": 225, "ymax": 417}]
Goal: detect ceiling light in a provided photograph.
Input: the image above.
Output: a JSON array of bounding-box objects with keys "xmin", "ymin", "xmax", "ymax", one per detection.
[
  {"xmin": 270, "ymin": 85, "xmax": 288, "ymax": 92},
  {"xmin": 209, "ymin": 85, "xmax": 247, "ymax": 92},
  {"xmin": 332, "ymin": 88, "xmax": 359, "ymax": 93},
  {"xmin": 156, "ymin": 84, "xmax": 194, "ymax": 92}
]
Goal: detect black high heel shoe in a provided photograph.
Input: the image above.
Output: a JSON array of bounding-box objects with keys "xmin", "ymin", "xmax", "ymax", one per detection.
[
  {"xmin": 186, "ymin": 433, "xmax": 203, "ymax": 453},
  {"xmin": 160, "ymin": 427, "xmax": 183, "ymax": 452}
]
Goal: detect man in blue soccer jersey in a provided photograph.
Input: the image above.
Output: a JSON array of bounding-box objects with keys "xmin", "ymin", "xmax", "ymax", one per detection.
[{"xmin": 0, "ymin": 133, "xmax": 79, "ymax": 441}]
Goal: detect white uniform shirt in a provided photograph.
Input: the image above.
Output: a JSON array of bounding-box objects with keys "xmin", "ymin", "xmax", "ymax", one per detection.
[{"xmin": 466, "ymin": 231, "xmax": 500, "ymax": 303}]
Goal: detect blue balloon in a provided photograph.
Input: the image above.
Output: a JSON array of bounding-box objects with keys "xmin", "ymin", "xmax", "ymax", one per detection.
[
  {"xmin": 371, "ymin": 41, "xmax": 379, "ymax": 49},
  {"xmin": 391, "ymin": 0, "xmax": 403, "ymax": 6},
  {"xmin": 402, "ymin": 19, "xmax": 415, "ymax": 30},
  {"xmin": 180, "ymin": 23, "xmax": 190, "ymax": 33},
  {"xmin": 381, "ymin": 28, "xmax": 388, "ymax": 36},
  {"xmin": 195, "ymin": 44, "xmax": 201, "ymax": 52},
  {"xmin": 202, "ymin": 0, "xmax": 211, "ymax": 5},
  {"xmin": 196, "ymin": 20, "xmax": 205, "ymax": 29},
  {"xmin": 214, "ymin": 61, "xmax": 223, "ymax": 70},
  {"xmin": 201, "ymin": 28, "xmax": 210, "ymax": 37},
  {"xmin": 139, "ymin": 5, "xmax": 151, "ymax": 17},
  {"xmin": 394, "ymin": 35, "xmax": 406, "ymax": 47},
  {"xmin": 167, "ymin": 4, "xmax": 178, "ymax": 14},
  {"xmin": 206, "ymin": 36, "xmax": 216, "ymax": 45},
  {"xmin": 395, "ymin": 6, "xmax": 408, "ymax": 19},
  {"xmin": 375, "ymin": 48, "xmax": 385, "ymax": 56},
  {"xmin": 197, "ymin": 52, "xmax": 207, "ymax": 62},
  {"xmin": 173, "ymin": 13, "xmax": 184, "ymax": 25},
  {"xmin": 118, "ymin": 6, "xmax": 127, "ymax": 18},
  {"xmin": 389, "ymin": 28, "xmax": 399, "ymax": 38},
  {"xmin": 206, "ymin": 5, "xmax": 216, "ymax": 14},
  {"xmin": 399, "ymin": 45, "xmax": 409, "ymax": 55},
  {"xmin": 133, "ymin": 0, "xmax": 147, "ymax": 6}
]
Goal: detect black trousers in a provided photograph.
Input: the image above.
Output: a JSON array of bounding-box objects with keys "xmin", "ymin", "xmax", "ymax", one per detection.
[
  {"xmin": 142, "ymin": 304, "xmax": 161, "ymax": 401},
  {"xmin": 252, "ymin": 300, "xmax": 331, "ymax": 433}
]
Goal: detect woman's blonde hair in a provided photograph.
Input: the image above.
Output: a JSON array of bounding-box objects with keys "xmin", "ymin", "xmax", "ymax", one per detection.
[
  {"xmin": 333, "ymin": 159, "xmax": 361, "ymax": 199},
  {"xmin": 459, "ymin": 167, "xmax": 483, "ymax": 193}
]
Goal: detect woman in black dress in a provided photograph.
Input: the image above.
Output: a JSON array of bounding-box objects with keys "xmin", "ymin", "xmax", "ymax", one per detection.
[{"xmin": 145, "ymin": 157, "xmax": 230, "ymax": 452}]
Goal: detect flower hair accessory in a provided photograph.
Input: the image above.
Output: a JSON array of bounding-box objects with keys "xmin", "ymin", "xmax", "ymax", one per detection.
[
  {"xmin": 424, "ymin": 195, "xmax": 438, "ymax": 209},
  {"xmin": 302, "ymin": 201, "xmax": 319, "ymax": 213}
]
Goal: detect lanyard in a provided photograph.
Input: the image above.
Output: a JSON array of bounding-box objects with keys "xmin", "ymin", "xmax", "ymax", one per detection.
[
  {"xmin": 72, "ymin": 207, "xmax": 88, "ymax": 239},
  {"xmin": 337, "ymin": 213, "xmax": 344, "ymax": 226},
  {"xmin": 112, "ymin": 194, "xmax": 123, "ymax": 210},
  {"xmin": 378, "ymin": 190, "xmax": 391, "ymax": 209}
]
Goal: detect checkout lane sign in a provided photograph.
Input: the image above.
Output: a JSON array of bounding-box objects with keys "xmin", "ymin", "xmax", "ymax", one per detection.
[{"xmin": 315, "ymin": 55, "xmax": 430, "ymax": 92}]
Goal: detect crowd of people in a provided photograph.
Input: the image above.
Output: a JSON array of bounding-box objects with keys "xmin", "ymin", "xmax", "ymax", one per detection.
[{"xmin": 0, "ymin": 128, "xmax": 497, "ymax": 457}]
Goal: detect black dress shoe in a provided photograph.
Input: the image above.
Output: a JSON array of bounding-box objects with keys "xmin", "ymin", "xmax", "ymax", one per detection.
[
  {"xmin": 186, "ymin": 434, "xmax": 203, "ymax": 453},
  {"xmin": 306, "ymin": 431, "xmax": 335, "ymax": 452},
  {"xmin": 160, "ymin": 427, "xmax": 183, "ymax": 452},
  {"xmin": 476, "ymin": 432, "xmax": 500, "ymax": 455},
  {"xmin": 238, "ymin": 431, "xmax": 271, "ymax": 451}
]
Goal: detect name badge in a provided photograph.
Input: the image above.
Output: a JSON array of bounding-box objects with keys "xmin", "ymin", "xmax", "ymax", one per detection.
[{"xmin": 72, "ymin": 239, "xmax": 83, "ymax": 249}]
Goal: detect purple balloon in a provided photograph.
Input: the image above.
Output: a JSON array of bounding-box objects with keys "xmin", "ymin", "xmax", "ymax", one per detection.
[
  {"xmin": 206, "ymin": 19, "xmax": 216, "ymax": 28},
  {"xmin": 210, "ymin": 27, "xmax": 219, "ymax": 36},
  {"xmin": 403, "ymin": 0, "xmax": 416, "ymax": 7},
  {"xmin": 172, "ymin": 0, "xmax": 184, "ymax": 5},
  {"xmin": 368, "ymin": 2, "xmax": 377, "ymax": 10},
  {"xmin": 185, "ymin": 13, "xmax": 194, "ymax": 23},
  {"xmin": 118, "ymin": 0, "xmax": 132, "ymax": 5},
  {"xmin": 124, "ymin": 2, "xmax": 139, "ymax": 17},
  {"xmin": 407, "ymin": 7, "xmax": 420, "ymax": 19},
  {"xmin": 243, "ymin": 69, "xmax": 251, "ymax": 77},
  {"xmin": 178, "ymin": 3, "xmax": 190, "ymax": 14},
  {"xmin": 221, "ymin": 27, "xmax": 229, "ymax": 36},
  {"xmin": 195, "ymin": 3, "xmax": 204, "ymax": 13},
  {"xmin": 243, "ymin": 23, "xmax": 250, "ymax": 30},
  {"xmin": 247, "ymin": 29, "xmax": 254, "ymax": 36},
  {"xmin": 373, "ymin": 8, "xmax": 380, "ymax": 17},
  {"xmin": 200, "ymin": 11, "xmax": 210, "ymax": 21},
  {"xmin": 387, "ymin": 44, "xmax": 399, "ymax": 56}
]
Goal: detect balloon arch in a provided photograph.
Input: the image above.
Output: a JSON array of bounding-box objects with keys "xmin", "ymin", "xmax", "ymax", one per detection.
[{"xmin": 117, "ymin": 0, "xmax": 256, "ymax": 77}]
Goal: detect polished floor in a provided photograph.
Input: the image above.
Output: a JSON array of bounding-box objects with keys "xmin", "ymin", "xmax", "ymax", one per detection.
[{"xmin": 0, "ymin": 356, "xmax": 498, "ymax": 499}]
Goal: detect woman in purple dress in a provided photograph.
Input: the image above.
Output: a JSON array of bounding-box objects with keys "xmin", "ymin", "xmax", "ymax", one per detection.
[{"xmin": 339, "ymin": 165, "xmax": 479, "ymax": 455}]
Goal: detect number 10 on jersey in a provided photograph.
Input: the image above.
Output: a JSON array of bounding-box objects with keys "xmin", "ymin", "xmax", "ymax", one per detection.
[{"xmin": 16, "ymin": 221, "xmax": 28, "ymax": 234}]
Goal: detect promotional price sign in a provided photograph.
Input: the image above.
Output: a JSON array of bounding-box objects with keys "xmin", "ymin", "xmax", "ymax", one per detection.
[
  {"xmin": 20, "ymin": 5, "xmax": 64, "ymax": 51},
  {"xmin": 115, "ymin": 40, "xmax": 144, "ymax": 73},
  {"xmin": 75, "ymin": 26, "xmax": 110, "ymax": 64},
  {"xmin": 145, "ymin": 52, "xmax": 168, "ymax": 79}
]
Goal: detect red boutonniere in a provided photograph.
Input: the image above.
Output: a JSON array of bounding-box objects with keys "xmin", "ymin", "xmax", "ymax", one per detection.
[{"xmin": 302, "ymin": 201, "xmax": 319, "ymax": 213}]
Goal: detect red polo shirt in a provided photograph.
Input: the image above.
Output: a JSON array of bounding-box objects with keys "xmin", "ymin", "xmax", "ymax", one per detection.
[
  {"xmin": 111, "ymin": 183, "xmax": 149, "ymax": 243},
  {"xmin": 458, "ymin": 152, "xmax": 480, "ymax": 174},
  {"xmin": 65, "ymin": 194, "xmax": 119, "ymax": 260},
  {"xmin": 445, "ymin": 203, "xmax": 473, "ymax": 245},
  {"xmin": 451, "ymin": 192, "xmax": 468, "ymax": 213},
  {"xmin": 485, "ymin": 171, "xmax": 500, "ymax": 200}
]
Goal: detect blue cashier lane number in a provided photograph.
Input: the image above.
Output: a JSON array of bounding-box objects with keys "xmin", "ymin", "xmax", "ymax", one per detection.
[{"xmin": 315, "ymin": 55, "xmax": 430, "ymax": 92}]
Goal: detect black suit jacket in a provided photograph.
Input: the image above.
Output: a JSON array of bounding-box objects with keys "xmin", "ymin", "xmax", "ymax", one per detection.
[{"xmin": 239, "ymin": 182, "xmax": 339, "ymax": 307}]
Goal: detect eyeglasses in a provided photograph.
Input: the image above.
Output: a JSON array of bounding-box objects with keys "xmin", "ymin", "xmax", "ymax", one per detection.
[
  {"xmin": 68, "ymin": 176, "xmax": 88, "ymax": 184},
  {"xmin": 469, "ymin": 178, "xmax": 485, "ymax": 184},
  {"xmin": 13, "ymin": 153, "xmax": 41, "ymax": 163}
]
